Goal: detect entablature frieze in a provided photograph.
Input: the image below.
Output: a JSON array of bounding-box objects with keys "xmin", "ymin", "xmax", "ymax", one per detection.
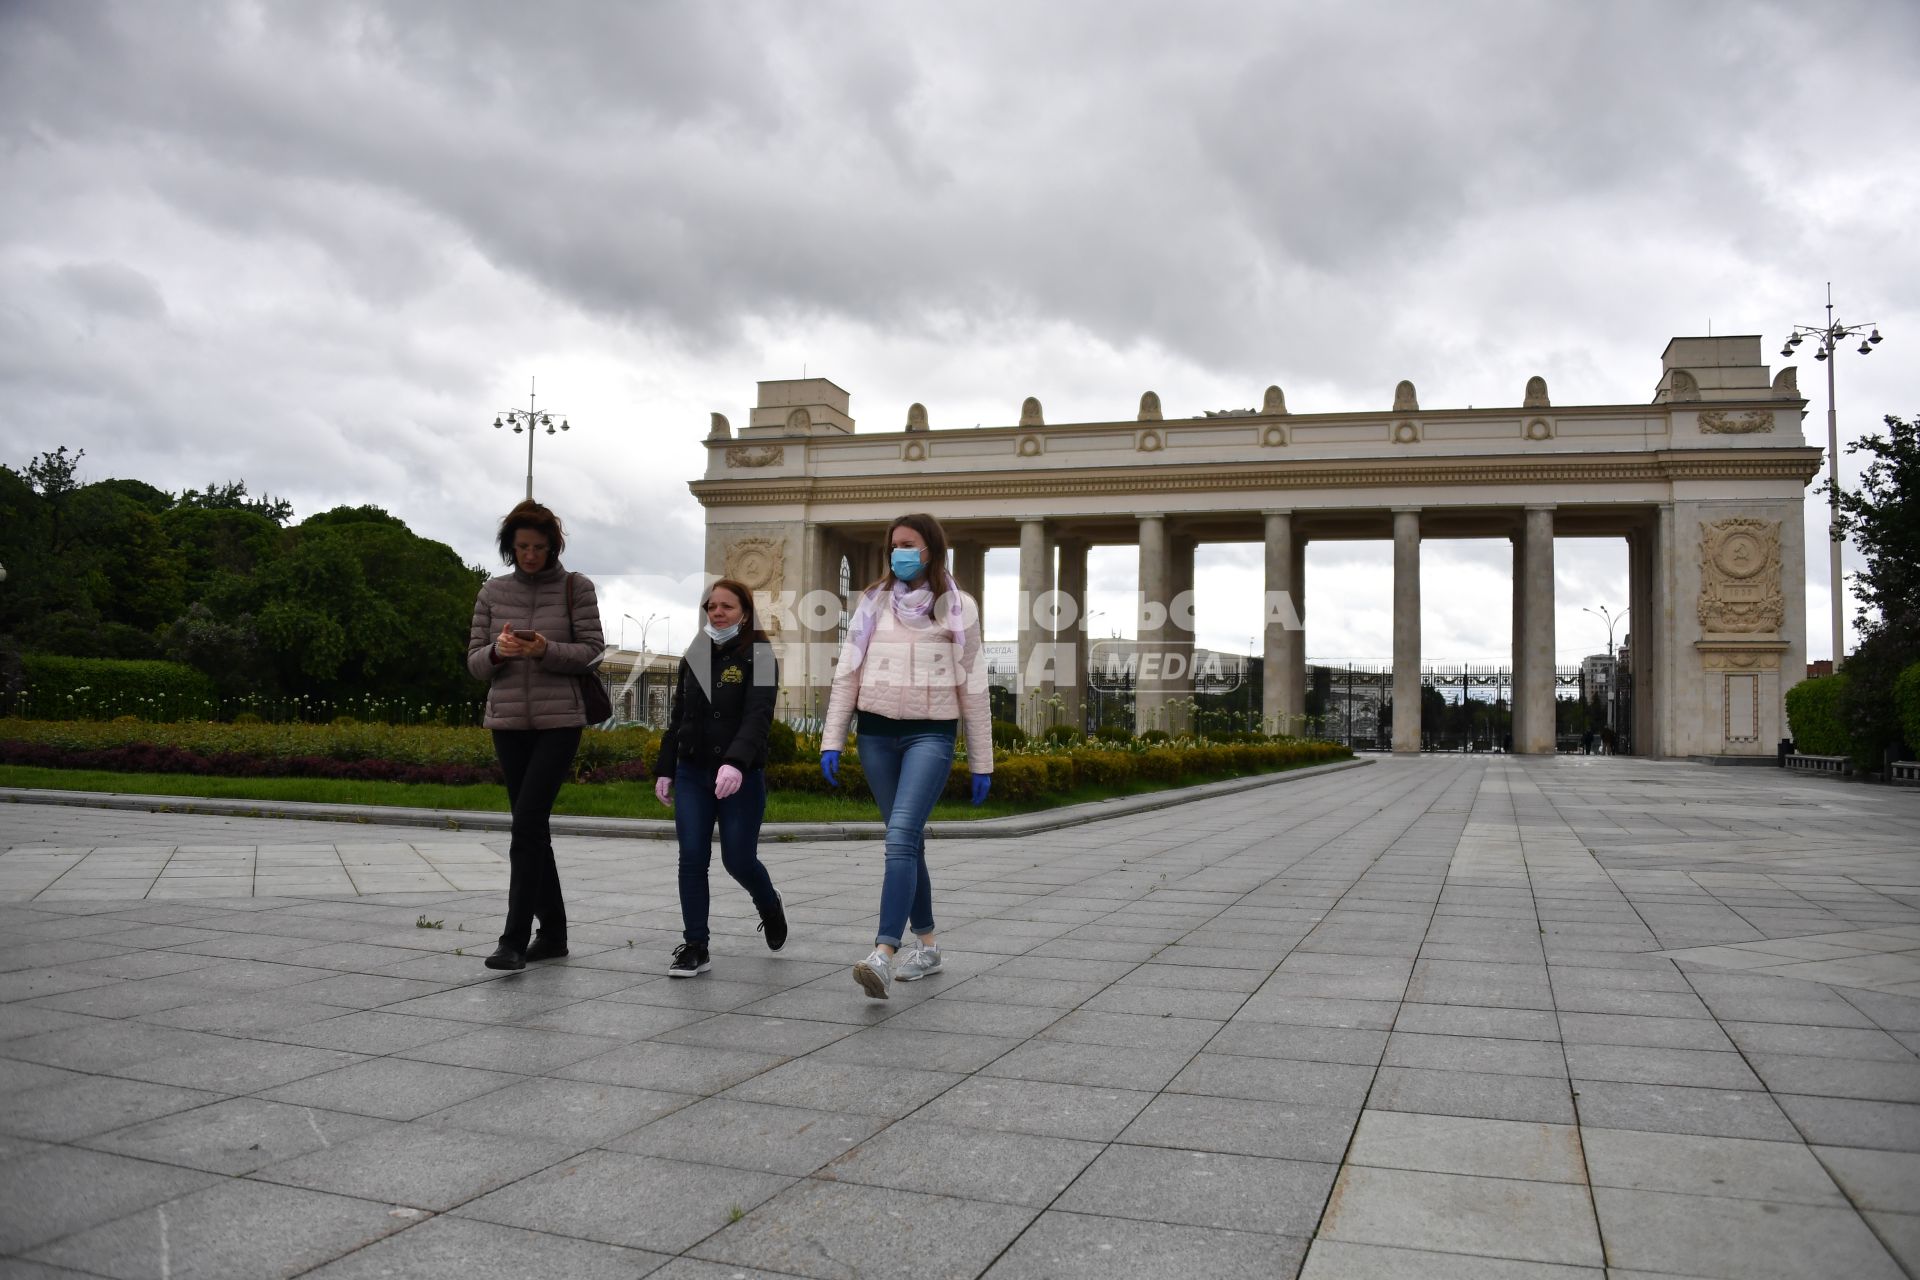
[{"xmin": 687, "ymin": 447, "xmax": 1823, "ymax": 509}]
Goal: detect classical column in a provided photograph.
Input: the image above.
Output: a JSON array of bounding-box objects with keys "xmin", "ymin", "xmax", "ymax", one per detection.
[
  {"xmin": 1290, "ymin": 534, "xmax": 1307, "ymax": 726},
  {"xmin": 1017, "ymin": 518, "xmax": 1052, "ymax": 735},
  {"xmin": 1392, "ymin": 509, "xmax": 1422, "ymax": 753},
  {"xmin": 1518, "ymin": 506, "xmax": 1557, "ymax": 754},
  {"xmin": 1628, "ymin": 525, "xmax": 1653, "ymax": 756},
  {"xmin": 1511, "ymin": 533, "xmax": 1525, "ymax": 750},
  {"xmin": 1167, "ymin": 535, "xmax": 1196, "ymax": 734},
  {"xmin": 1262, "ymin": 511, "xmax": 1299, "ymax": 735},
  {"xmin": 1056, "ymin": 538, "xmax": 1090, "ymax": 733},
  {"xmin": 950, "ymin": 538, "xmax": 986, "ymax": 605},
  {"xmin": 1135, "ymin": 514, "xmax": 1168, "ymax": 735},
  {"xmin": 1652, "ymin": 502, "xmax": 1675, "ymax": 758}
]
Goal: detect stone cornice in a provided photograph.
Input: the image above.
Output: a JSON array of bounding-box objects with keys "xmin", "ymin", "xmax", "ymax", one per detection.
[
  {"xmin": 688, "ymin": 448, "xmax": 1824, "ymax": 507},
  {"xmin": 702, "ymin": 396, "xmax": 1809, "ymax": 448}
]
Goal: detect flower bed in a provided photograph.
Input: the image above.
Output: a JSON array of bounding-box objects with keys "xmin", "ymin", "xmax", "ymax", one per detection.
[
  {"xmin": 0, "ymin": 718, "xmax": 660, "ymax": 774},
  {"xmin": 0, "ymin": 717, "xmax": 1349, "ymax": 799}
]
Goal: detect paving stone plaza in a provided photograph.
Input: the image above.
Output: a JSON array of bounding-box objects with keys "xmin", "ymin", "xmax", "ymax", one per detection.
[{"xmin": 2, "ymin": 755, "xmax": 1918, "ymax": 1278}]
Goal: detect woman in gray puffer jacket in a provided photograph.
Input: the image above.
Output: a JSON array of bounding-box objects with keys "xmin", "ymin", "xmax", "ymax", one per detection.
[{"xmin": 466, "ymin": 500, "xmax": 605, "ymax": 972}]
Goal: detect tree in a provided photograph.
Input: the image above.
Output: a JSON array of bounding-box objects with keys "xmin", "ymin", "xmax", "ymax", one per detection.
[
  {"xmin": 175, "ymin": 480, "xmax": 294, "ymax": 526},
  {"xmin": 246, "ymin": 506, "xmax": 486, "ymax": 706},
  {"xmin": 1826, "ymin": 414, "xmax": 1920, "ymax": 764},
  {"xmin": 25, "ymin": 446, "xmax": 83, "ymax": 553},
  {"xmin": 1830, "ymin": 414, "xmax": 1920, "ymax": 639}
]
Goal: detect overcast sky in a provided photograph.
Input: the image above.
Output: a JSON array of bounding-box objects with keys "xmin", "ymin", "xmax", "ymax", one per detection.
[{"xmin": 3, "ymin": 1, "xmax": 1915, "ymax": 664}]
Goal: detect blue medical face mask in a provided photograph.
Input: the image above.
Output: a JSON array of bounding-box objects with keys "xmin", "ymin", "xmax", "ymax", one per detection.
[
  {"xmin": 704, "ymin": 621, "xmax": 741, "ymax": 644},
  {"xmin": 890, "ymin": 547, "xmax": 925, "ymax": 580}
]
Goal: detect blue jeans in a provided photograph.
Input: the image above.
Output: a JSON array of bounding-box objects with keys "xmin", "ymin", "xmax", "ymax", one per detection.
[
  {"xmin": 858, "ymin": 727, "xmax": 953, "ymax": 947},
  {"xmin": 673, "ymin": 763, "xmax": 777, "ymax": 944}
]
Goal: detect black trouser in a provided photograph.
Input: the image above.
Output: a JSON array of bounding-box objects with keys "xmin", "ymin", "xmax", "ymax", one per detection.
[{"xmin": 492, "ymin": 726, "xmax": 581, "ymax": 950}]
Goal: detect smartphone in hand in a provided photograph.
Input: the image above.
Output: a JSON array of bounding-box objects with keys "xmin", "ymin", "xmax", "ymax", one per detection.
[{"xmin": 512, "ymin": 629, "xmax": 538, "ymax": 641}]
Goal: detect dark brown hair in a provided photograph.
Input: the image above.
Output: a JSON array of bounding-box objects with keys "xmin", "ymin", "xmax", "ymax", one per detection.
[
  {"xmin": 868, "ymin": 512, "xmax": 955, "ymax": 598},
  {"xmin": 701, "ymin": 578, "xmax": 771, "ymax": 646},
  {"xmin": 497, "ymin": 500, "xmax": 565, "ymax": 568}
]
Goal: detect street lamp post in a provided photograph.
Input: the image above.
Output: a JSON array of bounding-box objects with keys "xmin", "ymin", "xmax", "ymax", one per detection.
[
  {"xmin": 1582, "ymin": 604, "xmax": 1628, "ymax": 735},
  {"xmin": 1782, "ymin": 286, "xmax": 1885, "ymax": 670},
  {"xmin": 492, "ymin": 376, "xmax": 571, "ymax": 502}
]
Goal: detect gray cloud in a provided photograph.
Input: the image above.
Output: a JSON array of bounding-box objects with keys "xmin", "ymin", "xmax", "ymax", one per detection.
[{"xmin": 1, "ymin": 0, "xmax": 1914, "ymax": 659}]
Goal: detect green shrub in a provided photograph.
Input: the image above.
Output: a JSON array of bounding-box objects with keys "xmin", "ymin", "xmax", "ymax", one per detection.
[
  {"xmin": 19, "ymin": 655, "xmax": 217, "ymax": 722},
  {"xmin": 233, "ymin": 712, "xmax": 264, "ymax": 726},
  {"xmin": 1138, "ymin": 728, "xmax": 1171, "ymax": 745},
  {"xmin": 1897, "ymin": 662, "xmax": 1920, "ymax": 759},
  {"xmin": 991, "ymin": 719, "xmax": 1028, "ymax": 748},
  {"xmin": 1785, "ymin": 675, "xmax": 1850, "ymax": 756},
  {"xmin": 766, "ymin": 719, "xmax": 799, "ymax": 765},
  {"xmin": 1042, "ymin": 723, "xmax": 1082, "ymax": 746},
  {"xmin": 0, "ymin": 716, "xmax": 1354, "ymax": 798}
]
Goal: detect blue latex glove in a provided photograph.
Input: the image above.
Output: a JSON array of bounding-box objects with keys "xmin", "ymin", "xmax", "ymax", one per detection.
[
  {"xmin": 970, "ymin": 773, "xmax": 991, "ymax": 806},
  {"xmin": 821, "ymin": 750, "xmax": 840, "ymax": 786}
]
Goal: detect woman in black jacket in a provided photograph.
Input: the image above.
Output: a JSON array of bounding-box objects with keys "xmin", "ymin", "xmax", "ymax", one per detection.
[{"xmin": 651, "ymin": 578, "xmax": 788, "ymax": 976}]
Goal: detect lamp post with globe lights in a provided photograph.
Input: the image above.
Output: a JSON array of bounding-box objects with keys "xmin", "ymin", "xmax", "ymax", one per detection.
[
  {"xmin": 1782, "ymin": 286, "xmax": 1885, "ymax": 669},
  {"xmin": 493, "ymin": 377, "xmax": 570, "ymax": 502}
]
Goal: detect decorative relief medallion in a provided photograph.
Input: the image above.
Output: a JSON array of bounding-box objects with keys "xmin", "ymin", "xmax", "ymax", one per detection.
[
  {"xmin": 1138, "ymin": 391, "xmax": 1163, "ymax": 422},
  {"xmin": 785, "ymin": 407, "xmax": 811, "ymax": 432},
  {"xmin": 902, "ymin": 441, "xmax": 926, "ymax": 462},
  {"xmin": 1262, "ymin": 425, "xmax": 1287, "ymax": 447},
  {"xmin": 1698, "ymin": 410, "xmax": 1775, "ymax": 435},
  {"xmin": 1017, "ymin": 435, "xmax": 1041, "ymax": 457},
  {"xmin": 708, "ymin": 412, "xmax": 732, "ymax": 439},
  {"xmin": 1669, "ymin": 370, "xmax": 1700, "ymax": 403},
  {"xmin": 1137, "ymin": 430, "xmax": 1163, "ymax": 453},
  {"xmin": 1698, "ymin": 518, "xmax": 1783, "ymax": 635},
  {"xmin": 1392, "ymin": 421, "xmax": 1421, "ymax": 444},
  {"xmin": 725, "ymin": 445, "xmax": 785, "ymax": 468},
  {"xmin": 1524, "ymin": 418, "xmax": 1553, "ymax": 441},
  {"xmin": 905, "ymin": 402, "xmax": 929, "ymax": 432},
  {"xmin": 724, "ymin": 538, "xmax": 786, "ymax": 630}
]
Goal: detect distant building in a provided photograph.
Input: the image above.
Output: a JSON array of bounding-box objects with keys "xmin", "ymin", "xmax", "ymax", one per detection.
[{"xmin": 1807, "ymin": 659, "xmax": 1833, "ymax": 679}]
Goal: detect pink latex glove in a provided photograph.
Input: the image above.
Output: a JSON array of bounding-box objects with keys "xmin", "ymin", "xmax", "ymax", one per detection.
[
  {"xmin": 654, "ymin": 777, "xmax": 672, "ymax": 807},
  {"xmin": 714, "ymin": 764, "xmax": 743, "ymax": 799}
]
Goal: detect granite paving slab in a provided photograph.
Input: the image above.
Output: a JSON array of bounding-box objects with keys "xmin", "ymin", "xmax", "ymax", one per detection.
[{"xmin": 3, "ymin": 755, "xmax": 1919, "ymax": 1277}]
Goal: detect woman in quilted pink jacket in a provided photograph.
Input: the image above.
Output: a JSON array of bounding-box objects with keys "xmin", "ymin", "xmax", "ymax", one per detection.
[{"xmin": 820, "ymin": 513, "xmax": 993, "ymax": 999}]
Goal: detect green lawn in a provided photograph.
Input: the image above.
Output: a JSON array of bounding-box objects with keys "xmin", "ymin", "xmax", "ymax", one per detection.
[{"xmin": 0, "ymin": 761, "xmax": 1334, "ymax": 824}]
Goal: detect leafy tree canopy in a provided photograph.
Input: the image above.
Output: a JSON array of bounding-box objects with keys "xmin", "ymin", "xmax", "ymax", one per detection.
[
  {"xmin": 175, "ymin": 479, "xmax": 294, "ymax": 526},
  {"xmin": 4, "ymin": 446, "xmax": 488, "ymax": 716}
]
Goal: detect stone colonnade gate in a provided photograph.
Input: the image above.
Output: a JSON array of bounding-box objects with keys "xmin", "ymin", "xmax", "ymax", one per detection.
[{"xmin": 686, "ymin": 335, "xmax": 1818, "ymax": 760}]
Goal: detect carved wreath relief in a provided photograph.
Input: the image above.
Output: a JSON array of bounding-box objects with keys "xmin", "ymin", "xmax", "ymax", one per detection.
[
  {"xmin": 725, "ymin": 445, "xmax": 785, "ymax": 468},
  {"xmin": 1698, "ymin": 410, "xmax": 1775, "ymax": 435},
  {"xmin": 1698, "ymin": 518, "xmax": 1783, "ymax": 634}
]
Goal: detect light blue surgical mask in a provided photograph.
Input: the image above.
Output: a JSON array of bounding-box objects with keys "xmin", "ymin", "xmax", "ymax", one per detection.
[
  {"xmin": 703, "ymin": 621, "xmax": 741, "ymax": 644},
  {"xmin": 890, "ymin": 547, "xmax": 924, "ymax": 580}
]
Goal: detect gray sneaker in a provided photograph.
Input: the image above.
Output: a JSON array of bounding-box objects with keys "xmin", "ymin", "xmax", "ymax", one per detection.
[
  {"xmin": 853, "ymin": 949, "xmax": 893, "ymax": 999},
  {"xmin": 894, "ymin": 943, "xmax": 943, "ymax": 982}
]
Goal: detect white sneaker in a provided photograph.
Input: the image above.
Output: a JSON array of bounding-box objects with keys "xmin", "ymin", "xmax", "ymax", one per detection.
[
  {"xmin": 894, "ymin": 943, "xmax": 943, "ymax": 982},
  {"xmin": 853, "ymin": 949, "xmax": 893, "ymax": 1000}
]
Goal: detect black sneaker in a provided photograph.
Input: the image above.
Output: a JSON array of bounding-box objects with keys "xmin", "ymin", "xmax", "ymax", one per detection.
[
  {"xmin": 756, "ymin": 893, "xmax": 788, "ymax": 952},
  {"xmin": 668, "ymin": 942, "xmax": 710, "ymax": 977},
  {"xmin": 483, "ymin": 944, "xmax": 526, "ymax": 971},
  {"xmin": 525, "ymin": 934, "xmax": 569, "ymax": 962}
]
